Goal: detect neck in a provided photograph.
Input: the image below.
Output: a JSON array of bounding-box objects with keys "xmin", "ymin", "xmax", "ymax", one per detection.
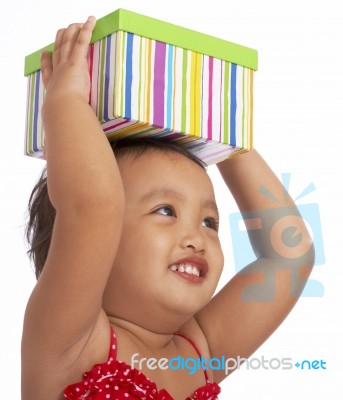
[{"xmin": 107, "ymin": 315, "xmax": 189, "ymax": 349}]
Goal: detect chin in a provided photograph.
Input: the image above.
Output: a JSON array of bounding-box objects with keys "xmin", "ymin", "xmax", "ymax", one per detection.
[{"xmin": 163, "ymin": 293, "xmax": 212, "ymax": 317}]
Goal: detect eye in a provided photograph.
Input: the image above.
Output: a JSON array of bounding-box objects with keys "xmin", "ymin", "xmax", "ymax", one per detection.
[
  {"xmin": 154, "ymin": 205, "xmax": 176, "ymax": 217},
  {"xmin": 202, "ymin": 217, "xmax": 219, "ymax": 231}
]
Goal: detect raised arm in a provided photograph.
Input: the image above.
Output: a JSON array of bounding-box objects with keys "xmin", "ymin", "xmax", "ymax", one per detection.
[
  {"xmin": 195, "ymin": 149, "xmax": 315, "ymax": 382},
  {"xmin": 22, "ymin": 18, "xmax": 124, "ymax": 364}
]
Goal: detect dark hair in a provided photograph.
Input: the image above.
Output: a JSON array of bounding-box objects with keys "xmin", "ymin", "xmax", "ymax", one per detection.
[{"xmin": 25, "ymin": 138, "xmax": 206, "ymax": 280}]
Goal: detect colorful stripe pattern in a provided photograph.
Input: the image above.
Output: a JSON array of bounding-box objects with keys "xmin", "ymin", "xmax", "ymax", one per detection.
[{"xmin": 25, "ymin": 31, "xmax": 254, "ymax": 165}]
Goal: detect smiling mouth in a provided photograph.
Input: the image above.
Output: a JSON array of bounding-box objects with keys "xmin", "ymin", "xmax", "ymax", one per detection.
[{"xmin": 169, "ymin": 263, "xmax": 201, "ymax": 277}]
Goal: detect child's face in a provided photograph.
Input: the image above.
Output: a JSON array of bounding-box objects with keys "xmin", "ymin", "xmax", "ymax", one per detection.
[{"xmin": 103, "ymin": 150, "xmax": 224, "ymax": 331}]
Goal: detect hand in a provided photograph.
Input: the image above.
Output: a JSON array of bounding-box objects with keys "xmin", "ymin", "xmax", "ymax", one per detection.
[{"xmin": 40, "ymin": 16, "xmax": 96, "ymax": 103}]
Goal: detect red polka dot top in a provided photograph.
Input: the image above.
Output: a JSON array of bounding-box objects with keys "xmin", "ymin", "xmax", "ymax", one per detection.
[{"xmin": 64, "ymin": 326, "xmax": 221, "ymax": 399}]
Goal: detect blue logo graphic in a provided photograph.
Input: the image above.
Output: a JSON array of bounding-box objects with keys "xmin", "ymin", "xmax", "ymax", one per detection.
[
  {"xmin": 294, "ymin": 359, "xmax": 326, "ymax": 370},
  {"xmin": 229, "ymin": 173, "xmax": 325, "ymax": 297}
]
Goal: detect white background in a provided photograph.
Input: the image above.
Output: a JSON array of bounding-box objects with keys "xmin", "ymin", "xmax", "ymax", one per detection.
[{"xmin": 1, "ymin": 0, "xmax": 342, "ymax": 398}]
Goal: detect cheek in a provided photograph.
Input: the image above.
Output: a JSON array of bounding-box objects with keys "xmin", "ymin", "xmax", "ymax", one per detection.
[
  {"xmin": 118, "ymin": 222, "xmax": 173, "ymax": 262},
  {"xmin": 210, "ymin": 238, "xmax": 225, "ymax": 274}
]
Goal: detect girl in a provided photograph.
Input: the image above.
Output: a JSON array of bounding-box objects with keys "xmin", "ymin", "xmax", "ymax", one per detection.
[{"xmin": 21, "ymin": 17, "xmax": 315, "ymax": 400}]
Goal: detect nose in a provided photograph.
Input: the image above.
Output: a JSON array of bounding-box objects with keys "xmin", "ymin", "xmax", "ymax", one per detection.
[{"xmin": 179, "ymin": 225, "xmax": 207, "ymax": 254}]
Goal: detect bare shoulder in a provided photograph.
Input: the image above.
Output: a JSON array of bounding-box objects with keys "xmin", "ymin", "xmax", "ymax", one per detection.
[{"xmin": 22, "ymin": 309, "xmax": 111, "ymax": 400}]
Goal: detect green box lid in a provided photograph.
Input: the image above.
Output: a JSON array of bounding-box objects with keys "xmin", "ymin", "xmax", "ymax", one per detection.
[{"xmin": 24, "ymin": 8, "xmax": 258, "ymax": 76}]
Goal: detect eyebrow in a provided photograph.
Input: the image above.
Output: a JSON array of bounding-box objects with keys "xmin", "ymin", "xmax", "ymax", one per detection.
[{"xmin": 139, "ymin": 188, "xmax": 219, "ymax": 216}]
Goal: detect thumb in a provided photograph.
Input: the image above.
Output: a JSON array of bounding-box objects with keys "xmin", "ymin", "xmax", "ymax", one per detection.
[{"xmin": 40, "ymin": 51, "xmax": 53, "ymax": 89}]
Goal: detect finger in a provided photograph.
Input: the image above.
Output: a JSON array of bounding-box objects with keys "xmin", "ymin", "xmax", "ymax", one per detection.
[
  {"xmin": 70, "ymin": 16, "xmax": 96, "ymax": 63},
  {"xmin": 40, "ymin": 51, "xmax": 53, "ymax": 89},
  {"xmin": 52, "ymin": 28, "xmax": 65, "ymax": 67},
  {"xmin": 60, "ymin": 23, "xmax": 83, "ymax": 62}
]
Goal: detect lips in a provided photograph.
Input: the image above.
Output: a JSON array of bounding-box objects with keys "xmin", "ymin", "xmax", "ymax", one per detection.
[{"xmin": 168, "ymin": 256, "xmax": 208, "ymax": 283}]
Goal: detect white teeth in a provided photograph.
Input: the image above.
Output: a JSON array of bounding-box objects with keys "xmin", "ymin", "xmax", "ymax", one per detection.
[
  {"xmin": 169, "ymin": 263, "xmax": 201, "ymax": 277},
  {"xmin": 185, "ymin": 265, "xmax": 193, "ymax": 274}
]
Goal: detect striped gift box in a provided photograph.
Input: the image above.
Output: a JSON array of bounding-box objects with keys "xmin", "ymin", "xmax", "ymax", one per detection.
[{"xmin": 24, "ymin": 9, "xmax": 258, "ymax": 165}]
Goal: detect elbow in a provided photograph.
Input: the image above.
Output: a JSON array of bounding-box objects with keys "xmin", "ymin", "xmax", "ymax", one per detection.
[
  {"xmin": 278, "ymin": 234, "xmax": 316, "ymax": 271},
  {"xmin": 298, "ymin": 237, "xmax": 316, "ymax": 278},
  {"xmin": 304, "ymin": 239, "xmax": 316, "ymax": 268},
  {"xmin": 293, "ymin": 227, "xmax": 316, "ymax": 269},
  {"xmin": 271, "ymin": 214, "xmax": 316, "ymax": 270},
  {"xmin": 279, "ymin": 235, "xmax": 316, "ymax": 281}
]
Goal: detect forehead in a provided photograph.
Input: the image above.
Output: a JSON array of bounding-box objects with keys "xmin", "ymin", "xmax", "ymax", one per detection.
[{"xmin": 117, "ymin": 150, "xmax": 216, "ymax": 202}]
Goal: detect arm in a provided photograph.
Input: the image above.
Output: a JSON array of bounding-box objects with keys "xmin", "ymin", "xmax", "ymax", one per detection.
[
  {"xmin": 195, "ymin": 150, "xmax": 315, "ymax": 382},
  {"xmin": 22, "ymin": 18, "xmax": 125, "ymax": 361}
]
